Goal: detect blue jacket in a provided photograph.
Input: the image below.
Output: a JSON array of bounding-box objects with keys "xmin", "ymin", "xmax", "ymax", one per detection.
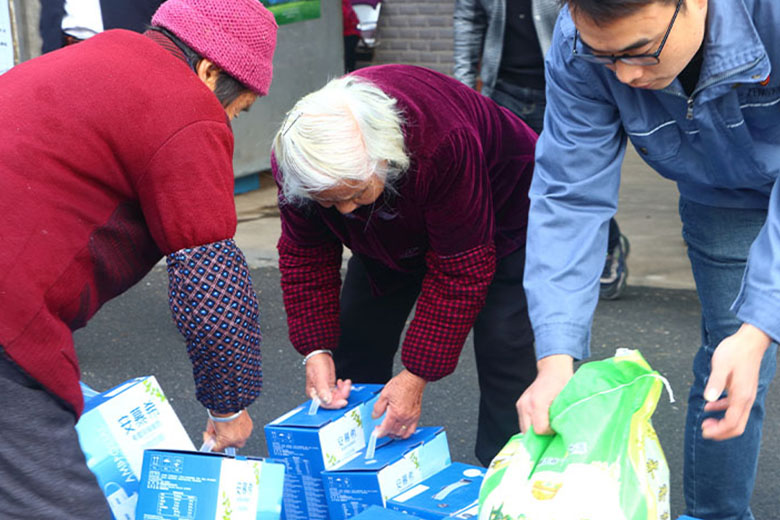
[{"xmin": 525, "ymin": 0, "xmax": 780, "ymax": 361}]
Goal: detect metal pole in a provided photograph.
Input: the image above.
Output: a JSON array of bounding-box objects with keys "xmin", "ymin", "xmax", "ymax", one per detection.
[{"xmin": 6, "ymin": 0, "xmax": 19, "ymax": 65}]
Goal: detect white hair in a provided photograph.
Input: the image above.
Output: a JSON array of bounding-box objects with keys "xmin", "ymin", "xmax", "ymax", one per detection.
[{"xmin": 273, "ymin": 75, "xmax": 410, "ymax": 204}]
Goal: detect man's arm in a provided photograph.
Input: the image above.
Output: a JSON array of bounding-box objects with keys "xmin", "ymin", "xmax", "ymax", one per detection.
[
  {"xmin": 453, "ymin": 0, "xmax": 488, "ymax": 88},
  {"xmin": 519, "ymin": 14, "xmax": 626, "ymax": 434},
  {"xmin": 702, "ymin": 175, "xmax": 780, "ymax": 440}
]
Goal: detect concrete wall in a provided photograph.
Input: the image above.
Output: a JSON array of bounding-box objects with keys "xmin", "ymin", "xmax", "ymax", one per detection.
[
  {"xmin": 232, "ymin": 2, "xmax": 343, "ymax": 176},
  {"xmin": 369, "ymin": 0, "xmax": 455, "ymax": 76},
  {"xmin": 10, "ymin": 1, "xmax": 343, "ymax": 177}
]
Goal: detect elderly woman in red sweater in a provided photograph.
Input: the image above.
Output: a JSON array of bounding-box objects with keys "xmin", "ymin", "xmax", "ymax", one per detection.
[
  {"xmin": 273, "ymin": 64, "xmax": 538, "ymax": 465},
  {"xmin": 0, "ymin": 0, "xmax": 276, "ymax": 516}
]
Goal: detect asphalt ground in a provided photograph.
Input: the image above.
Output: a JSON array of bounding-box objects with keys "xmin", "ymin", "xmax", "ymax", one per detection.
[
  {"xmin": 73, "ymin": 146, "xmax": 779, "ymax": 519},
  {"xmin": 74, "ymin": 265, "xmax": 780, "ymax": 519}
]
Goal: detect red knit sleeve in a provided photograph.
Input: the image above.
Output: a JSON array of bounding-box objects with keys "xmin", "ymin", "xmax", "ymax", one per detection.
[
  {"xmin": 137, "ymin": 120, "xmax": 237, "ymax": 254},
  {"xmin": 278, "ymin": 235, "xmax": 343, "ymax": 356},
  {"xmin": 401, "ymin": 243, "xmax": 496, "ymax": 381},
  {"xmin": 399, "ymin": 128, "xmax": 500, "ymax": 380}
]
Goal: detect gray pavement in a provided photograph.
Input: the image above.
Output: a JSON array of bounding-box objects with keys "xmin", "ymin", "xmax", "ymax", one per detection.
[{"xmin": 74, "ymin": 147, "xmax": 779, "ymax": 519}]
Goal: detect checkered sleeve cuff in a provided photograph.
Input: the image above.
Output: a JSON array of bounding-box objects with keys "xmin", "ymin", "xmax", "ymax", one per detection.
[
  {"xmin": 166, "ymin": 239, "xmax": 262, "ymax": 413},
  {"xmin": 277, "ymin": 235, "xmax": 343, "ymax": 356},
  {"xmin": 401, "ymin": 243, "xmax": 496, "ymax": 381}
]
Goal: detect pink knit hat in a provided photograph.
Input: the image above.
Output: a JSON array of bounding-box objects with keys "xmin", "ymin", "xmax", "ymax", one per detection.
[{"xmin": 152, "ymin": 0, "xmax": 278, "ymax": 96}]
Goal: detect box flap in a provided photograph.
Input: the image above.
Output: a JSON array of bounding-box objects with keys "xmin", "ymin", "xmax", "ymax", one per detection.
[
  {"xmin": 82, "ymin": 376, "xmax": 150, "ymax": 413},
  {"xmin": 388, "ymin": 462, "xmax": 485, "ymax": 517},
  {"xmin": 329, "ymin": 426, "xmax": 443, "ymax": 472},
  {"xmin": 143, "ymin": 448, "xmax": 286, "ymax": 469},
  {"xmin": 351, "ymin": 505, "xmax": 423, "ymax": 519},
  {"xmin": 267, "ymin": 384, "xmax": 383, "ymax": 428}
]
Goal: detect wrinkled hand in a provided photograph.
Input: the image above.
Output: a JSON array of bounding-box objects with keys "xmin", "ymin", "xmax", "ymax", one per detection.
[
  {"xmin": 701, "ymin": 323, "xmax": 771, "ymax": 440},
  {"xmin": 373, "ymin": 370, "xmax": 427, "ymax": 440},
  {"xmin": 516, "ymin": 354, "xmax": 574, "ymax": 435},
  {"xmin": 305, "ymin": 352, "xmax": 351, "ymax": 409},
  {"xmin": 203, "ymin": 409, "xmax": 253, "ymax": 452}
]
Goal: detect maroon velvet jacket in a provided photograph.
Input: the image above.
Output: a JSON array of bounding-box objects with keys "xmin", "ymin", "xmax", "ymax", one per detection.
[{"xmin": 275, "ymin": 65, "xmax": 536, "ymax": 381}]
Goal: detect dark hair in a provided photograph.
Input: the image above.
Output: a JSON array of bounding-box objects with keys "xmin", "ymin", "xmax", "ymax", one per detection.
[
  {"xmin": 151, "ymin": 26, "xmax": 250, "ymax": 108},
  {"xmin": 562, "ymin": 0, "xmax": 681, "ymax": 25}
]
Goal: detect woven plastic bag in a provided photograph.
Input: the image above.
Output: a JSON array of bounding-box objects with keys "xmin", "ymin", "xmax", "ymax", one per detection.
[{"xmin": 478, "ymin": 349, "xmax": 673, "ymax": 520}]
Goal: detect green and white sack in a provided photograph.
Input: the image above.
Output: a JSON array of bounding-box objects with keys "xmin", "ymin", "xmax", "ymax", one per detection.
[{"xmin": 479, "ymin": 349, "xmax": 673, "ymax": 520}]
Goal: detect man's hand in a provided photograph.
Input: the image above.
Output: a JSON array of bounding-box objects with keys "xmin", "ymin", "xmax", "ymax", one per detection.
[
  {"xmin": 516, "ymin": 354, "xmax": 574, "ymax": 435},
  {"xmin": 701, "ymin": 323, "xmax": 772, "ymax": 440},
  {"xmin": 373, "ymin": 370, "xmax": 427, "ymax": 440},
  {"xmin": 203, "ymin": 409, "xmax": 253, "ymax": 452},
  {"xmin": 305, "ymin": 352, "xmax": 351, "ymax": 409}
]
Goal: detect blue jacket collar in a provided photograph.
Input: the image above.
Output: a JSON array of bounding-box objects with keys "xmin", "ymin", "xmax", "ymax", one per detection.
[{"xmin": 695, "ymin": 0, "xmax": 769, "ymax": 89}]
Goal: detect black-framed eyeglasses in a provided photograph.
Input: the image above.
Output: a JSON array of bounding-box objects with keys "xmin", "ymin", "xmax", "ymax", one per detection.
[{"xmin": 572, "ymin": 0, "xmax": 684, "ymax": 66}]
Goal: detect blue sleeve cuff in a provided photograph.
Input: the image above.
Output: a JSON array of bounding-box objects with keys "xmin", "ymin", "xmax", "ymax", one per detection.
[
  {"xmin": 532, "ymin": 322, "xmax": 591, "ymax": 361},
  {"xmin": 732, "ymin": 289, "xmax": 780, "ymax": 345}
]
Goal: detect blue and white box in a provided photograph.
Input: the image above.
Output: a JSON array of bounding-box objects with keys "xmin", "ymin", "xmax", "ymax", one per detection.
[
  {"xmin": 264, "ymin": 384, "xmax": 384, "ymax": 520},
  {"xmin": 387, "ymin": 462, "xmax": 484, "ymax": 519},
  {"xmin": 136, "ymin": 449, "xmax": 285, "ymax": 520},
  {"xmin": 76, "ymin": 376, "xmax": 195, "ymax": 520},
  {"xmin": 322, "ymin": 427, "xmax": 452, "ymax": 520},
  {"xmin": 350, "ymin": 505, "xmax": 423, "ymax": 520}
]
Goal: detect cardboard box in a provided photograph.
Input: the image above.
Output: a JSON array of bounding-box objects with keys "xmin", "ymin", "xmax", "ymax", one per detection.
[
  {"xmin": 136, "ymin": 449, "xmax": 285, "ymax": 520},
  {"xmin": 264, "ymin": 384, "xmax": 384, "ymax": 520},
  {"xmin": 80, "ymin": 380, "xmax": 100, "ymax": 402},
  {"xmin": 387, "ymin": 462, "xmax": 484, "ymax": 519},
  {"xmin": 350, "ymin": 505, "xmax": 423, "ymax": 519},
  {"xmin": 322, "ymin": 427, "xmax": 452, "ymax": 520},
  {"xmin": 75, "ymin": 376, "xmax": 195, "ymax": 520}
]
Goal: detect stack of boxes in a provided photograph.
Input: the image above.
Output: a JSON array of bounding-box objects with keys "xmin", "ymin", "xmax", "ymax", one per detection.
[
  {"xmin": 263, "ymin": 384, "xmax": 385, "ymax": 520},
  {"xmin": 75, "ymin": 376, "xmax": 196, "ymax": 520},
  {"xmin": 76, "ymin": 377, "xmax": 285, "ymax": 520},
  {"xmin": 265, "ymin": 385, "xmax": 485, "ymax": 520},
  {"xmin": 77, "ymin": 378, "xmax": 694, "ymax": 519}
]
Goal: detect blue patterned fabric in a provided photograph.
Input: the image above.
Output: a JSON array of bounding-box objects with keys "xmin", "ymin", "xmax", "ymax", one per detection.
[{"xmin": 166, "ymin": 239, "xmax": 261, "ymax": 413}]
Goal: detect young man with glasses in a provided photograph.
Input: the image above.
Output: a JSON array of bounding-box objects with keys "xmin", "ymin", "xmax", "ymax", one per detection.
[{"xmin": 517, "ymin": 0, "xmax": 779, "ymax": 518}]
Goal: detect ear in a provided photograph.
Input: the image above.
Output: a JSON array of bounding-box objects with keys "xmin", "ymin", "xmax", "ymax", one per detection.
[{"xmin": 196, "ymin": 58, "xmax": 221, "ymax": 93}]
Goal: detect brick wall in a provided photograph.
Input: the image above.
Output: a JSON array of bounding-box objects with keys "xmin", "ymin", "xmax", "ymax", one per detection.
[{"xmin": 366, "ymin": 0, "xmax": 456, "ymax": 76}]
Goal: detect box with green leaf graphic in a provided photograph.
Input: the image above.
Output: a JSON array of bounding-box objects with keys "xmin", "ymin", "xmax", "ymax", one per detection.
[
  {"xmin": 136, "ymin": 449, "xmax": 285, "ymax": 520},
  {"xmin": 322, "ymin": 427, "xmax": 451, "ymax": 520},
  {"xmin": 264, "ymin": 384, "xmax": 384, "ymax": 520},
  {"xmin": 76, "ymin": 376, "xmax": 195, "ymax": 520}
]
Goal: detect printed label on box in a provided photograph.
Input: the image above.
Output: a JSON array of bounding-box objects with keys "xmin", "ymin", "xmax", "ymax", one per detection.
[
  {"xmin": 322, "ymin": 427, "xmax": 452, "ymax": 520},
  {"xmin": 76, "ymin": 376, "xmax": 194, "ymax": 520},
  {"xmin": 137, "ymin": 450, "xmax": 285, "ymax": 520}
]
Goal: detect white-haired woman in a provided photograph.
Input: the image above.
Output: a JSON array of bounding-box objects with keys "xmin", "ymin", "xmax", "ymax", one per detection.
[{"xmin": 273, "ymin": 64, "xmax": 537, "ymax": 465}]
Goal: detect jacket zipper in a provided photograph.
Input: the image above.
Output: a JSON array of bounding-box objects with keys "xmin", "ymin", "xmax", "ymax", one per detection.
[{"xmin": 666, "ymin": 57, "xmax": 765, "ymax": 120}]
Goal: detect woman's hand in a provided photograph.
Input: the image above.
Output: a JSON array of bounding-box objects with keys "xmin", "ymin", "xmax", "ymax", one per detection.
[
  {"xmin": 305, "ymin": 351, "xmax": 352, "ymax": 409},
  {"xmin": 203, "ymin": 409, "xmax": 253, "ymax": 452},
  {"xmin": 373, "ymin": 370, "xmax": 427, "ymax": 439}
]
